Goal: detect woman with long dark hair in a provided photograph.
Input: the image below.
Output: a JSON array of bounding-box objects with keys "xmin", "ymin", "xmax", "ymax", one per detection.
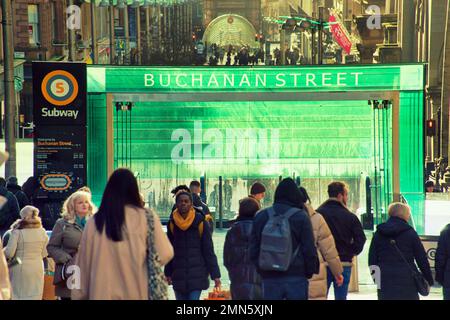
[{"xmin": 72, "ymin": 168, "xmax": 173, "ymax": 300}]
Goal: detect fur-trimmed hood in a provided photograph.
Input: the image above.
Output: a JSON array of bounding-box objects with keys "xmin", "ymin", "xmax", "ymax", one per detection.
[{"xmin": 10, "ymin": 216, "xmax": 43, "ymax": 230}]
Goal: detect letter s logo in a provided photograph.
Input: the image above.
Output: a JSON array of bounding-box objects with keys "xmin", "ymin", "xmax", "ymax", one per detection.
[{"xmin": 56, "ymin": 82, "xmax": 65, "ymax": 94}]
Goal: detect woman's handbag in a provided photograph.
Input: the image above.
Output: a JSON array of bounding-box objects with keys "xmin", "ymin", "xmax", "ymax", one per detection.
[
  {"xmin": 144, "ymin": 209, "xmax": 169, "ymax": 300},
  {"xmin": 390, "ymin": 239, "xmax": 430, "ymax": 296}
]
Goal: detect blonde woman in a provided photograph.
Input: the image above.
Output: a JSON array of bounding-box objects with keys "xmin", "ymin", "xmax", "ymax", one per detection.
[
  {"xmin": 3, "ymin": 206, "xmax": 48, "ymax": 300},
  {"xmin": 47, "ymin": 191, "xmax": 95, "ymax": 300}
]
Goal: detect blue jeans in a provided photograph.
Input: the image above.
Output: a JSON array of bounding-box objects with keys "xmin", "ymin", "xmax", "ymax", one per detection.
[
  {"xmin": 175, "ymin": 290, "xmax": 202, "ymax": 300},
  {"xmin": 327, "ymin": 266, "xmax": 352, "ymax": 300},
  {"xmin": 262, "ymin": 276, "xmax": 309, "ymax": 300},
  {"xmin": 444, "ymin": 287, "xmax": 450, "ymax": 300}
]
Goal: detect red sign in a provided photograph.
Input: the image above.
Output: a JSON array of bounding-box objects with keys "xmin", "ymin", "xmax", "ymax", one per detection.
[{"xmin": 329, "ymin": 14, "xmax": 352, "ymax": 55}]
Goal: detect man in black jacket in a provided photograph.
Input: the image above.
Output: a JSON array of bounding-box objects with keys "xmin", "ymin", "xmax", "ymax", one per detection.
[
  {"xmin": 316, "ymin": 181, "xmax": 366, "ymax": 300},
  {"xmin": 436, "ymin": 223, "xmax": 450, "ymax": 300},
  {"xmin": 6, "ymin": 176, "xmax": 30, "ymax": 210},
  {"xmin": 0, "ymin": 178, "xmax": 20, "ymax": 238},
  {"xmin": 250, "ymin": 178, "xmax": 319, "ymax": 300}
]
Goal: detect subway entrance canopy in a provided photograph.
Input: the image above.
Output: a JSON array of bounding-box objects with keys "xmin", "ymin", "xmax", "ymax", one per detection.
[{"xmin": 86, "ymin": 64, "xmax": 426, "ymax": 232}]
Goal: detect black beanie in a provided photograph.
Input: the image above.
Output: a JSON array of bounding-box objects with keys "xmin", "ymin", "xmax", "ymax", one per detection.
[
  {"xmin": 250, "ymin": 182, "xmax": 266, "ymax": 195},
  {"xmin": 239, "ymin": 197, "xmax": 260, "ymax": 217},
  {"xmin": 274, "ymin": 178, "xmax": 303, "ymax": 209}
]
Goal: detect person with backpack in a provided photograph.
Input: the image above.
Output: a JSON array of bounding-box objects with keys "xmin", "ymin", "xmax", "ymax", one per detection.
[
  {"xmin": 189, "ymin": 180, "xmax": 214, "ymax": 233},
  {"xmin": 435, "ymin": 222, "xmax": 450, "ymax": 300},
  {"xmin": 165, "ymin": 191, "xmax": 221, "ymax": 300},
  {"xmin": 316, "ymin": 181, "xmax": 366, "ymax": 300},
  {"xmin": 250, "ymin": 178, "xmax": 319, "ymax": 300},
  {"xmin": 298, "ymin": 187, "xmax": 344, "ymax": 300},
  {"xmin": 368, "ymin": 202, "xmax": 433, "ymax": 300},
  {"xmin": 6, "ymin": 177, "xmax": 30, "ymax": 210},
  {"xmin": 224, "ymin": 197, "xmax": 263, "ymax": 300}
]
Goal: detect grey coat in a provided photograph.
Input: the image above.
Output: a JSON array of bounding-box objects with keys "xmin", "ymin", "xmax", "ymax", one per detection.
[{"xmin": 47, "ymin": 218, "xmax": 83, "ymax": 298}]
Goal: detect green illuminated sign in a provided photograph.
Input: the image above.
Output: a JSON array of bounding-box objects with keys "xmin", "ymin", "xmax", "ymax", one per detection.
[{"xmin": 87, "ymin": 65, "xmax": 424, "ymax": 93}]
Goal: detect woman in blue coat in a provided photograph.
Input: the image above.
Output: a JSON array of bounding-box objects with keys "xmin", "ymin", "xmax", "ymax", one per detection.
[
  {"xmin": 368, "ymin": 202, "xmax": 433, "ymax": 300},
  {"xmin": 224, "ymin": 197, "xmax": 263, "ymax": 300}
]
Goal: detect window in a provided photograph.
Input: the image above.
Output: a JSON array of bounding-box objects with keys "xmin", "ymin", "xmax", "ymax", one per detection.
[
  {"xmin": 28, "ymin": 5, "xmax": 40, "ymax": 45},
  {"xmin": 51, "ymin": 2, "xmax": 57, "ymax": 42}
]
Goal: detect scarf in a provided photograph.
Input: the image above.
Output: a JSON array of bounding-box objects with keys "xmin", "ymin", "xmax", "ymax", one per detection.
[
  {"xmin": 75, "ymin": 215, "xmax": 87, "ymax": 230},
  {"xmin": 172, "ymin": 207, "xmax": 196, "ymax": 231}
]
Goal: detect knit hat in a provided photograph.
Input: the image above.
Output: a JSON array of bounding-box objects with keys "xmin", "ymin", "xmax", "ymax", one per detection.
[
  {"xmin": 20, "ymin": 205, "xmax": 39, "ymax": 219},
  {"xmin": 250, "ymin": 182, "xmax": 266, "ymax": 195},
  {"xmin": 238, "ymin": 197, "xmax": 261, "ymax": 218}
]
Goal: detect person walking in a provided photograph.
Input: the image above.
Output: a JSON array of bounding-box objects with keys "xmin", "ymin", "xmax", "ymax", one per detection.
[
  {"xmin": 6, "ymin": 177, "xmax": 30, "ymax": 210},
  {"xmin": 189, "ymin": 180, "xmax": 214, "ymax": 232},
  {"xmin": 165, "ymin": 191, "xmax": 221, "ymax": 300},
  {"xmin": 0, "ymin": 177, "xmax": 20, "ymax": 238},
  {"xmin": 250, "ymin": 178, "xmax": 319, "ymax": 300},
  {"xmin": 0, "ymin": 241, "xmax": 11, "ymax": 300},
  {"xmin": 298, "ymin": 187, "xmax": 344, "ymax": 300},
  {"xmin": 368, "ymin": 202, "xmax": 433, "ymax": 300},
  {"xmin": 249, "ymin": 182, "xmax": 266, "ymax": 206},
  {"xmin": 47, "ymin": 190, "xmax": 95, "ymax": 300},
  {"xmin": 435, "ymin": 222, "xmax": 450, "ymax": 300},
  {"xmin": 316, "ymin": 181, "xmax": 366, "ymax": 300},
  {"xmin": 3, "ymin": 206, "xmax": 48, "ymax": 300},
  {"xmin": 72, "ymin": 168, "xmax": 173, "ymax": 300},
  {"xmin": 224, "ymin": 197, "xmax": 263, "ymax": 300}
]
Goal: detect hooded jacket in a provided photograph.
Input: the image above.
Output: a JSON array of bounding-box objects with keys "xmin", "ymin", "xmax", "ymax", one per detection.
[
  {"xmin": 250, "ymin": 178, "xmax": 319, "ymax": 280},
  {"xmin": 224, "ymin": 216, "xmax": 262, "ymax": 300},
  {"xmin": 0, "ymin": 187, "xmax": 20, "ymax": 232},
  {"xmin": 316, "ymin": 198, "xmax": 366, "ymax": 263},
  {"xmin": 368, "ymin": 216, "xmax": 434, "ymax": 300},
  {"xmin": 164, "ymin": 208, "xmax": 220, "ymax": 294},
  {"xmin": 435, "ymin": 223, "xmax": 450, "ymax": 288}
]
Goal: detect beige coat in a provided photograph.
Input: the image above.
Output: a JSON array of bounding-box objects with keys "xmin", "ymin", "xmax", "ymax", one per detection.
[
  {"xmin": 0, "ymin": 241, "xmax": 11, "ymax": 300},
  {"xmin": 72, "ymin": 206, "xmax": 173, "ymax": 300},
  {"xmin": 3, "ymin": 219, "xmax": 49, "ymax": 300},
  {"xmin": 306, "ymin": 204, "xmax": 343, "ymax": 300}
]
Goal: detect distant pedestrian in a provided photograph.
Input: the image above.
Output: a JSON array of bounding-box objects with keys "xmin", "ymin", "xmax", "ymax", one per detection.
[
  {"xmin": 6, "ymin": 176, "xmax": 30, "ymax": 210},
  {"xmin": 249, "ymin": 182, "xmax": 266, "ymax": 206},
  {"xmin": 47, "ymin": 190, "xmax": 95, "ymax": 300},
  {"xmin": 368, "ymin": 202, "xmax": 433, "ymax": 300},
  {"xmin": 316, "ymin": 181, "xmax": 366, "ymax": 300},
  {"xmin": 250, "ymin": 178, "xmax": 319, "ymax": 300},
  {"xmin": 224, "ymin": 197, "xmax": 262, "ymax": 300},
  {"xmin": 0, "ymin": 177, "xmax": 20, "ymax": 238},
  {"xmin": 298, "ymin": 187, "xmax": 343, "ymax": 300},
  {"xmin": 190, "ymin": 180, "xmax": 214, "ymax": 233},
  {"xmin": 436, "ymin": 223, "xmax": 450, "ymax": 300},
  {"xmin": 165, "ymin": 191, "xmax": 221, "ymax": 300},
  {"xmin": 3, "ymin": 206, "xmax": 48, "ymax": 300},
  {"xmin": 72, "ymin": 168, "xmax": 173, "ymax": 300}
]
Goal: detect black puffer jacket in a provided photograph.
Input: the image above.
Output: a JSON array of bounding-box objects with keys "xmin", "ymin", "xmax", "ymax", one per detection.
[
  {"xmin": 6, "ymin": 183, "xmax": 30, "ymax": 210},
  {"xmin": 368, "ymin": 216, "xmax": 434, "ymax": 300},
  {"xmin": 224, "ymin": 216, "xmax": 262, "ymax": 300},
  {"xmin": 0, "ymin": 187, "xmax": 20, "ymax": 232},
  {"xmin": 436, "ymin": 223, "xmax": 450, "ymax": 288},
  {"xmin": 316, "ymin": 199, "xmax": 366, "ymax": 263},
  {"xmin": 164, "ymin": 210, "xmax": 221, "ymax": 294}
]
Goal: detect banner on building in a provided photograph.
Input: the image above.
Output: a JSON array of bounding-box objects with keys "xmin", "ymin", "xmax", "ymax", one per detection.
[{"xmin": 329, "ymin": 10, "xmax": 353, "ymax": 55}]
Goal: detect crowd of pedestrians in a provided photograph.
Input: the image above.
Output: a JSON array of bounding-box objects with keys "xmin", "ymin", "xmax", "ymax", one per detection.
[{"xmin": 0, "ymin": 172, "xmax": 450, "ymax": 300}]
